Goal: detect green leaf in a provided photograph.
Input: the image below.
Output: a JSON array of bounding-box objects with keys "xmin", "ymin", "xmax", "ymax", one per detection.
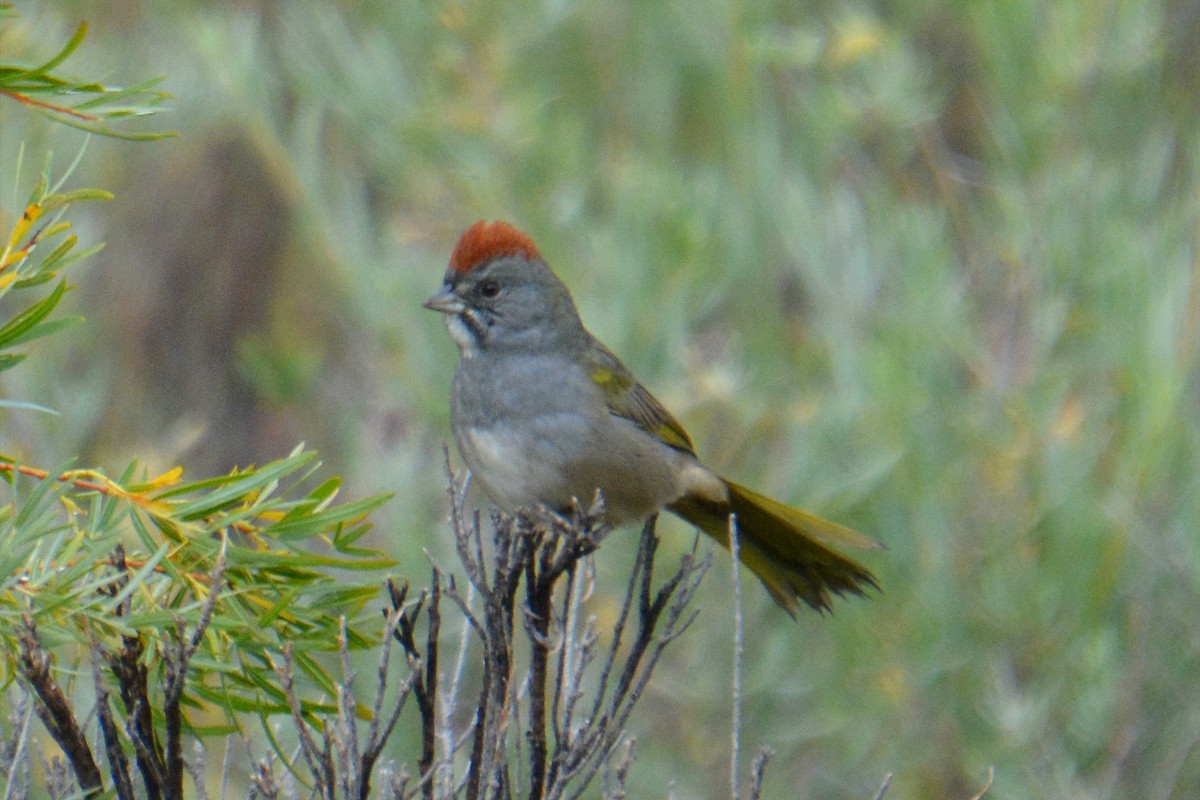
[
  {"xmin": 13, "ymin": 465, "xmax": 67, "ymax": 528},
  {"xmin": 2, "ymin": 315, "xmax": 83, "ymax": 349},
  {"xmin": 0, "ymin": 354, "xmax": 28, "ymax": 373},
  {"xmin": 0, "ymin": 399, "xmax": 59, "ymax": 415},
  {"xmin": 73, "ymin": 76, "xmax": 169, "ymax": 111},
  {"xmin": 169, "ymin": 451, "xmax": 318, "ymax": 521},
  {"xmin": 255, "ymin": 583, "xmax": 306, "ymax": 627},
  {"xmin": 9, "ymin": 22, "xmax": 88, "ymax": 82},
  {"xmin": 38, "ymin": 188, "xmax": 114, "ymax": 211},
  {"xmin": 48, "ymin": 242, "xmax": 106, "ymax": 274},
  {"xmin": 265, "ymin": 494, "xmax": 390, "ymax": 541},
  {"xmin": 0, "ymin": 280, "xmax": 67, "ymax": 349},
  {"xmin": 103, "ymin": 542, "xmax": 172, "ymax": 610},
  {"xmin": 226, "ymin": 547, "xmax": 394, "ymax": 572},
  {"xmin": 332, "ymin": 521, "xmax": 375, "ymax": 549},
  {"xmin": 31, "ymin": 110, "xmax": 175, "ymax": 141},
  {"xmin": 13, "ymin": 271, "xmax": 62, "ymax": 289}
]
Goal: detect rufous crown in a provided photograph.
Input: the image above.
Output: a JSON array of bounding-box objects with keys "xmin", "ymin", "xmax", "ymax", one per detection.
[{"xmin": 449, "ymin": 220, "xmax": 542, "ymax": 274}]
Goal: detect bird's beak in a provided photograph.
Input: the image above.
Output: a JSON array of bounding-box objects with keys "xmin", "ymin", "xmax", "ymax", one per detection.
[{"xmin": 423, "ymin": 286, "xmax": 465, "ymax": 315}]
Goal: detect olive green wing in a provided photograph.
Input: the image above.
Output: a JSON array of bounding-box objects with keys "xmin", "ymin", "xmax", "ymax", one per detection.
[{"xmin": 582, "ymin": 341, "xmax": 697, "ymax": 455}]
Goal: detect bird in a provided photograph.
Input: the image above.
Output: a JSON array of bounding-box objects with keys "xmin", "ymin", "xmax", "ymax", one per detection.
[{"xmin": 424, "ymin": 220, "xmax": 880, "ymax": 615}]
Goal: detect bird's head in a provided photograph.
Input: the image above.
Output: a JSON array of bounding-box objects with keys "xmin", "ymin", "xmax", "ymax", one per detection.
[{"xmin": 424, "ymin": 221, "xmax": 584, "ymax": 357}]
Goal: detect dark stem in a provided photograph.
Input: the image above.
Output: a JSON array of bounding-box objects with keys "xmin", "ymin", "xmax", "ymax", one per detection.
[
  {"xmin": 389, "ymin": 574, "xmax": 442, "ymax": 800},
  {"xmin": 163, "ymin": 624, "xmax": 187, "ymax": 800},
  {"xmin": 609, "ymin": 522, "xmax": 665, "ymax": 713},
  {"xmin": 105, "ymin": 545, "xmax": 166, "ymax": 800},
  {"xmin": 465, "ymin": 653, "xmax": 493, "ymax": 800},
  {"xmin": 544, "ymin": 563, "xmax": 579, "ymax": 794},
  {"xmin": 113, "ymin": 635, "xmax": 165, "ymax": 798},
  {"xmin": 525, "ymin": 547, "xmax": 554, "ymax": 800},
  {"xmin": 466, "ymin": 517, "xmax": 522, "ymax": 800},
  {"xmin": 89, "ymin": 638, "xmax": 135, "ymax": 800},
  {"xmin": 419, "ymin": 571, "xmax": 442, "ymax": 799},
  {"xmin": 586, "ymin": 516, "xmax": 656, "ymax": 730},
  {"xmin": 17, "ymin": 612, "xmax": 104, "ymax": 796}
]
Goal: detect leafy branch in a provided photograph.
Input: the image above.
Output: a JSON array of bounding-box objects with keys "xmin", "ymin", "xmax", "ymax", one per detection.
[
  {"xmin": 0, "ymin": 11, "xmax": 172, "ymax": 140},
  {"xmin": 2, "ymin": 445, "xmax": 395, "ymax": 795},
  {"xmin": 0, "ymin": 164, "xmax": 111, "ymax": 381}
]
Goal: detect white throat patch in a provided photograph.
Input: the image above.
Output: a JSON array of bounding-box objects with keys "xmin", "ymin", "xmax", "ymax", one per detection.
[{"xmin": 445, "ymin": 314, "xmax": 478, "ymax": 358}]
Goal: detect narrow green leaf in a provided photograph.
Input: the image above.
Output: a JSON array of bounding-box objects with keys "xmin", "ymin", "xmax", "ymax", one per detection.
[
  {"xmin": 13, "ymin": 466, "xmax": 67, "ymax": 528},
  {"xmin": 225, "ymin": 547, "xmax": 394, "ymax": 572},
  {"xmin": 0, "ymin": 399, "xmax": 58, "ymax": 415},
  {"xmin": 2, "ymin": 315, "xmax": 83, "ymax": 348},
  {"xmin": 11, "ymin": 22, "xmax": 88, "ymax": 81},
  {"xmin": 48, "ymin": 242, "xmax": 105, "ymax": 274},
  {"xmin": 39, "ymin": 188, "xmax": 114, "ymax": 211},
  {"xmin": 307, "ymin": 476, "xmax": 342, "ymax": 504},
  {"xmin": 103, "ymin": 541, "xmax": 171, "ymax": 610},
  {"xmin": 0, "ymin": 280, "xmax": 67, "ymax": 349},
  {"xmin": 0, "ymin": 354, "xmax": 27, "ymax": 372},
  {"xmin": 265, "ymin": 494, "xmax": 389, "ymax": 541},
  {"xmin": 31, "ymin": 109, "xmax": 176, "ymax": 141},
  {"xmin": 306, "ymin": 584, "xmax": 383, "ymax": 611},
  {"xmin": 332, "ymin": 521, "xmax": 375, "ymax": 549},
  {"xmin": 183, "ymin": 719, "xmax": 241, "ymax": 738},
  {"xmin": 256, "ymin": 583, "xmax": 305, "ymax": 627},
  {"xmin": 23, "ymin": 231, "xmax": 77, "ymax": 274},
  {"xmin": 73, "ymin": 76, "xmax": 169, "ymax": 110},
  {"xmin": 13, "ymin": 271, "xmax": 60, "ymax": 290},
  {"xmin": 171, "ymin": 452, "xmax": 317, "ymax": 520}
]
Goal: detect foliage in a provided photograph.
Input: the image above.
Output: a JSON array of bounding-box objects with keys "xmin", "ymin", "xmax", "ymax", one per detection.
[
  {"xmin": 0, "ymin": 9, "xmax": 395, "ymax": 798},
  {"xmin": 0, "ymin": 5, "xmax": 170, "ymax": 140},
  {"xmin": 0, "ymin": 160, "xmax": 107, "ymax": 382},
  {"xmin": 2, "ymin": 1, "xmax": 1198, "ymax": 799}
]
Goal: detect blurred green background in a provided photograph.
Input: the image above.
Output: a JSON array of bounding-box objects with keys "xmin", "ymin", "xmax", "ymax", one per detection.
[{"xmin": 2, "ymin": 0, "xmax": 1197, "ymax": 797}]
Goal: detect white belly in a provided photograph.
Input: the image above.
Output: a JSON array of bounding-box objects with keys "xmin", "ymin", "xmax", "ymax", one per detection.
[
  {"xmin": 457, "ymin": 419, "xmax": 725, "ymax": 524},
  {"xmin": 460, "ymin": 425, "xmax": 552, "ymax": 512}
]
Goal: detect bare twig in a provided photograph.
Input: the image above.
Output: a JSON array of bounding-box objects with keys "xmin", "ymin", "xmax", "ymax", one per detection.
[
  {"xmin": 186, "ymin": 740, "xmax": 210, "ymax": 800},
  {"xmin": 17, "ymin": 611, "xmax": 103, "ymax": 796},
  {"xmin": 162, "ymin": 537, "xmax": 228, "ymax": 798},
  {"xmin": 40, "ymin": 754, "xmax": 72, "ymax": 800},
  {"xmin": 272, "ymin": 643, "xmax": 333, "ymax": 799},
  {"xmin": 220, "ymin": 735, "xmax": 234, "ymax": 800},
  {"xmin": 552, "ymin": 557, "xmax": 598, "ymax": 775},
  {"xmin": 437, "ymin": 573, "xmax": 476, "ymax": 795},
  {"xmin": 419, "ymin": 575, "xmax": 442, "ymax": 797},
  {"xmin": 336, "ymin": 616, "xmax": 363, "ymax": 800},
  {"xmin": 729, "ymin": 514, "xmax": 744, "ymax": 800},
  {"xmin": 104, "ymin": 545, "xmax": 166, "ymax": 799},
  {"xmin": 237, "ymin": 470, "xmax": 712, "ymax": 800},
  {"xmin": 2, "ymin": 690, "xmax": 35, "ymax": 800},
  {"xmin": 88, "ymin": 636, "xmax": 135, "ymax": 800},
  {"xmin": 401, "ymin": 712, "xmax": 478, "ymax": 800},
  {"xmin": 747, "ymin": 747, "xmax": 773, "ymax": 800},
  {"xmin": 966, "ymin": 767, "xmax": 994, "ymax": 799},
  {"xmin": 559, "ymin": 520, "xmax": 712, "ymax": 800},
  {"xmin": 384, "ymin": 576, "xmax": 439, "ymax": 800},
  {"xmin": 523, "ymin": 509, "xmax": 604, "ymax": 800},
  {"xmin": 600, "ymin": 737, "xmax": 635, "ymax": 800},
  {"xmin": 249, "ymin": 754, "xmax": 281, "ymax": 800},
  {"xmin": 367, "ymin": 590, "xmax": 410, "ymax": 767}
]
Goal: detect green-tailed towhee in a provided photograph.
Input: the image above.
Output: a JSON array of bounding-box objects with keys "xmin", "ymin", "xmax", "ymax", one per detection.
[{"xmin": 425, "ymin": 220, "xmax": 880, "ymax": 616}]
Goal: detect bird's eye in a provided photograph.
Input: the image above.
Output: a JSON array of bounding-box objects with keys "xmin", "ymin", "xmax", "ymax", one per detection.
[{"xmin": 479, "ymin": 280, "xmax": 501, "ymax": 299}]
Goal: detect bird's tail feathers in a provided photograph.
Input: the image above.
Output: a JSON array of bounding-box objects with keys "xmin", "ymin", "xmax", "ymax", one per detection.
[{"xmin": 669, "ymin": 479, "xmax": 880, "ymax": 617}]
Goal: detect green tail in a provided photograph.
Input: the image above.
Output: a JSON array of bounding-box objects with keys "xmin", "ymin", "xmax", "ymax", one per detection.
[{"xmin": 669, "ymin": 479, "xmax": 881, "ymax": 617}]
